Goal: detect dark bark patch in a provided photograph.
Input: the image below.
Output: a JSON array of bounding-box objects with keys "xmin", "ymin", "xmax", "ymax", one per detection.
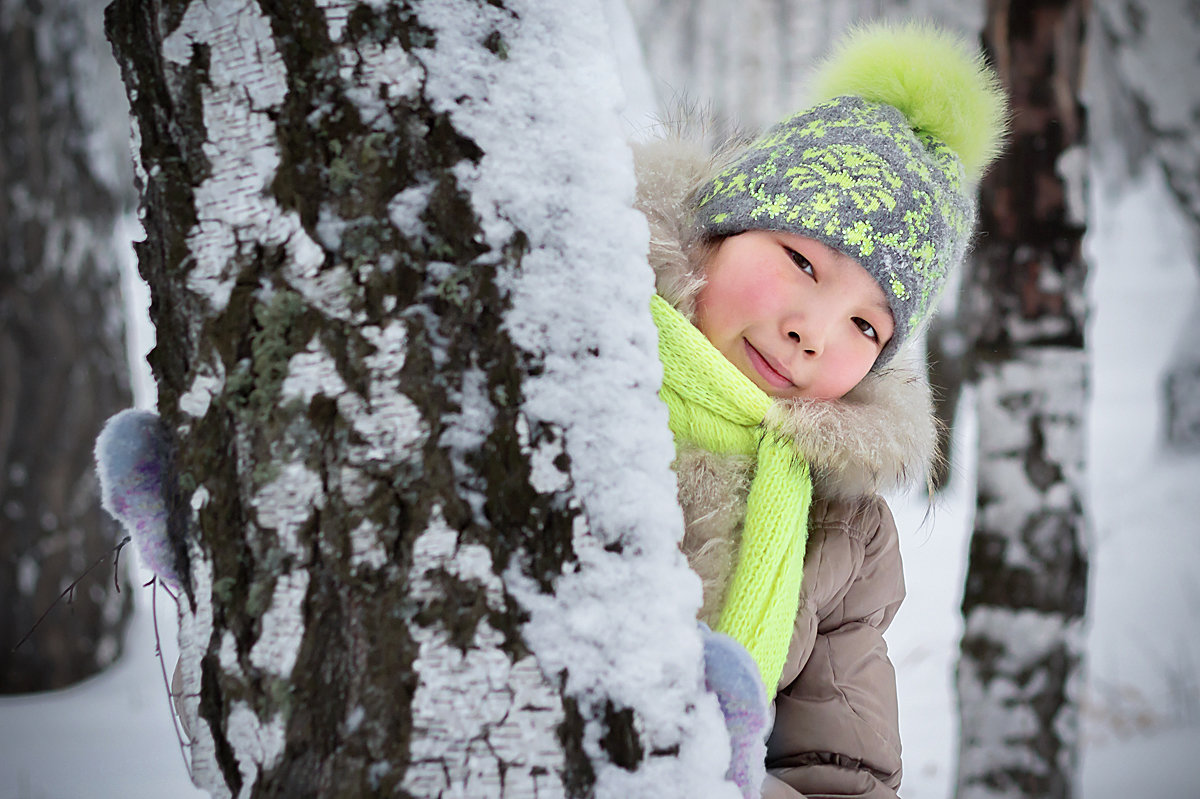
[
  {"xmin": 249, "ymin": 289, "xmax": 310, "ymax": 413},
  {"xmin": 201, "ymin": 654, "xmax": 244, "ymax": 795},
  {"xmin": 483, "ymin": 30, "xmax": 509, "ymax": 59},
  {"xmin": 106, "ymin": 0, "xmax": 208, "ymax": 411},
  {"xmin": 1024, "ymin": 416, "xmax": 1064, "ymax": 492},
  {"xmin": 480, "ymin": 410, "xmax": 580, "ymax": 591},
  {"xmin": 245, "ymin": 571, "xmax": 281, "ymax": 620},
  {"xmin": 961, "ymin": 527, "xmax": 1087, "ymax": 617},
  {"xmin": 413, "ymin": 567, "xmax": 493, "ymax": 652},
  {"xmin": 557, "ymin": 693, "xmax": 597, "ymax": 797},
  {"xmin": 971, "ymin": 765, "xmax": 1071, "ymax": 799},
  {"xmin": 600, "ymin": 701, "xmax": 644, "ymax": 771},
  {"xmin": 958, "ymin": 629, "xmax": 1006, "ymax": 685}
]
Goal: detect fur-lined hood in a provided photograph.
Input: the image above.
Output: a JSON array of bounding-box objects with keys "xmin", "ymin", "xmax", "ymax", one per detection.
[{"xmin": 633, "ymin": 135, "xmax": 937, "ymax": 500}]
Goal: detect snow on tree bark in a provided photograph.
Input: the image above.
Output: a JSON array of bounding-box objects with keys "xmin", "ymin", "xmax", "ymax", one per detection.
[
  {"xmin": 0, "ymin": 0, "xmax": 134, "ymax": 692},
  {"xmin": 105, "ymin": 0, "xmax": 732, "ymax": 797},
  {"xmin": 954, "ymin": 2, "xmax": 1091, "ymax": 798}
]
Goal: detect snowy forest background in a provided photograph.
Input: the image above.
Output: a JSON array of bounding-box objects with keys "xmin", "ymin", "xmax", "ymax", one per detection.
[{"xmin": 2, "ymin": 0, "xmax": 1199, "ymax": 797}]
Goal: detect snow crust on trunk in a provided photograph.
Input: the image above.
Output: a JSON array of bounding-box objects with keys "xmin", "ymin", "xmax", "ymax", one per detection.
[{"xmin": 412, "ymin": 0, "xmax": 734, "ymax": 795}]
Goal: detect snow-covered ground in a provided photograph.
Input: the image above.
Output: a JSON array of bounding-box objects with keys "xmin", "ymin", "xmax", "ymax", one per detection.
[
  {"xmin": 0, "ymin": 580, "xmax": 201, "ymax": 799},
  {"xmin": 2, "ymin": 17, "xmax": 1198, "ymax": 799}
]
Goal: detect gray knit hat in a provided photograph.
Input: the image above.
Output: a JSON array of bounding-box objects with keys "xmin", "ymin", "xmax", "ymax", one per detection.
[{"xmin": 694, "ymin": 22, "xmax": 1008, "ymax": 366}]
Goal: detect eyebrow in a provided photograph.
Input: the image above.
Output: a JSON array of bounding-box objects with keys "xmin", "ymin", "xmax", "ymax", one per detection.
[{"xmin": 861, "ymin": 295, "xmax": 895, "ymax": 337}]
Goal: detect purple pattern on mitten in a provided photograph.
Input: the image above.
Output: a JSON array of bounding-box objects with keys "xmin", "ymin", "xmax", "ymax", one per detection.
[
  {"xmin": 95, "ymin": 409, "xmax": 180, "ymax": 589},
  {"xmin": 701, "ymin": 623, "xmax": 770, "ymax": 798}
]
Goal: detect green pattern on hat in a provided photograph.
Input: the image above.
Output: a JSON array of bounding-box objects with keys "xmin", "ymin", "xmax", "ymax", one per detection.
[{"xmin": 695, "ymin": 22, "xmax": 1008, "ymax": 366}]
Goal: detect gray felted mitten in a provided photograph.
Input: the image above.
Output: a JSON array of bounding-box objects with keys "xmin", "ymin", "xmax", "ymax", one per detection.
[
  {"xmin": 95, "ymin": 409, "xmax": 182, "ymax": 589},
  {"xmin": 701, "ymin": 623, "xmax": 771, "ymax": 798}
]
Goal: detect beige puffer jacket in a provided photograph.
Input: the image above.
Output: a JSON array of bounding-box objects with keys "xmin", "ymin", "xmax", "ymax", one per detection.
[{"xmin": 634, "ymin": 135, "xmax": 937, "ymax": 798}]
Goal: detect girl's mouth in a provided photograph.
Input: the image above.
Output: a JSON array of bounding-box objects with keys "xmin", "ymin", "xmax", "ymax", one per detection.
[{"xmin": 744, "ymin": 339, "xmax": 794, "ymax": 389}]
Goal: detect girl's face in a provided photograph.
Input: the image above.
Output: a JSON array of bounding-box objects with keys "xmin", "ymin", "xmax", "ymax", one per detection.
[{"xmin": 694, "ymin": 230, "xmax": 894, "ymax": 400}]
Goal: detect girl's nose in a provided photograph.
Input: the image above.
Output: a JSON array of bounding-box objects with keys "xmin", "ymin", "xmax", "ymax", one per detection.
[{"xmin": 787, "ymin": 327, "xmax": 822, "ymax": 356}]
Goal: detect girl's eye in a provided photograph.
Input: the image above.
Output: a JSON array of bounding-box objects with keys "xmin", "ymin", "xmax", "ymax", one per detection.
[
  {"xmin": 786, "ymin": 247, "xmax": 814, "ymax": 276},
  {"xmin": 853, "ymin": 317, "xmax": 879, "ymax": 342}
]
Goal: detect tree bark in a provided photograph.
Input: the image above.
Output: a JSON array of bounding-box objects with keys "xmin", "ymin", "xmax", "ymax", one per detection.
[
  {"xmin": 105, "ymin": 0, "xmax": 731, "ymax": 796},
  {"xmin": 954, "ymin": 2, "xmax": 1091, "ymax": 797},
  {"xmin": 0, "ymin": 0, "xmax": 134, "ymax": 692}
]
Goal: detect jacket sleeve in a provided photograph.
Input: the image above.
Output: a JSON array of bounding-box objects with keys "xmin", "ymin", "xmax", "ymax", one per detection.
[{"xmin": 764, "ymin": 495, "xmax": 906, "ymax": 798}]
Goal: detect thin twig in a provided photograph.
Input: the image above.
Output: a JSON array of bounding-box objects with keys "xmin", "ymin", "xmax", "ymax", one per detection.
[
  {"xmin": 158, "ymin": 579, "xmax": 179, "ymax": 604},
  {"xmin": 113, "ymin": 538, "xmax": 125, "ymax": 593},
  {"xmin": 12, "ymin": 536, "xmax": 131, "ymax": 652},
  {"xmin": 151, "ymin": 577, "xmax": 194, "ymax": 780}
]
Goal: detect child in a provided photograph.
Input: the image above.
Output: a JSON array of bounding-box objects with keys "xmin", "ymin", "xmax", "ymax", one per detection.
[{"xmin": 638, "ymin": 21, "xmax": 1007, "ymax": 799}]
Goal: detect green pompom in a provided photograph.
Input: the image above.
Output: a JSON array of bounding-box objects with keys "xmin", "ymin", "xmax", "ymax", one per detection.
[{"xmin": 808, "ymin": 21, "xmax": 1009, "ymax": 180}]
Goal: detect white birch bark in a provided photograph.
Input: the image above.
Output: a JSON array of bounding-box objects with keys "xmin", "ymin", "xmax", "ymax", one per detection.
[
  {"xmin": 0, "ymin": 0, "xmax": 134, "ymax": 691},
  {"xmin": 106, "ymin": 0, "xmax": 731, "ymax": 796},
  {"xmin": 956, "ymin": 354, "xmax": 1090, "ymax": 799},
  {"xmin": 955, "ymin": 2, "xmax": 1091, "ymax": 797}
]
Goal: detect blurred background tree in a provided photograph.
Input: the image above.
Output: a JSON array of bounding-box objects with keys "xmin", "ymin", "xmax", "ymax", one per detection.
[
  {"xmin": 0, "ymin": 0, "xmax": 135, "ymax": 692},
  {"xmin": 954, "ymin": 2, "xmax": 1091, "ymax": 797}
]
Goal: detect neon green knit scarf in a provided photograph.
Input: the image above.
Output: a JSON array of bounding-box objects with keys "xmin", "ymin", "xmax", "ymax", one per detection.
[{"xmin": 650, "ymin": 293, "xmax": 812, "ymax": 690}]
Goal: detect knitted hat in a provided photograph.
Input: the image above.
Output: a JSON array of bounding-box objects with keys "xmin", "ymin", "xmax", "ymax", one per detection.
[{"xmin": 694, "ymin": 22, "xmax": 1008, "ymax": 366}]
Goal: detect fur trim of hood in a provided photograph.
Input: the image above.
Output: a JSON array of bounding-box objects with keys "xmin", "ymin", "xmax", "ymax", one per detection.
[{"xmin": 633, "ymin": 136, "xmax": 938, "ymax": 500}]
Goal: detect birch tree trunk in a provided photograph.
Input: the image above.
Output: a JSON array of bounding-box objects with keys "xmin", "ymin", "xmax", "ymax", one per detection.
[
  {"xmin": 954, "ymin": 2, "xmax": 1091, "ymax": 797},
  {"xmin": 0, "ymin": 0, "xmax": 134, "ymax": 692},
  {"xmin": 105, "ymin": 0, "xmax": 731, "ymax": 796}
]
